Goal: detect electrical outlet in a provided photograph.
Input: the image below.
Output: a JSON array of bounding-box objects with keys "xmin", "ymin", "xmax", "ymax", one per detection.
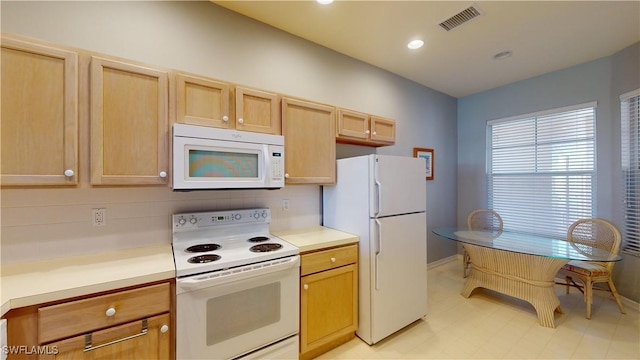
[
  {"xmin": 92, "ymin": 208, "xmax": 107, "ymax": 227},
  {"xmin": 282, "ymin": 199, "xmax": 290, "ymax": 212}
]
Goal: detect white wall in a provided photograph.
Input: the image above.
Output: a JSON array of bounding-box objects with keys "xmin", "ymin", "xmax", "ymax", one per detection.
[{"xmin": 1, "ymin": 1, "xmax": 458, "ymax": 264}]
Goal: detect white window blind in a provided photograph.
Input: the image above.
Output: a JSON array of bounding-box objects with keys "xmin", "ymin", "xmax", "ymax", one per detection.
[
  {"xmin": 621, "ymin": 89, "xmax": 640, "ymax": 256},
  {"xmin": 487, "ymin": 103, "xmax": 596, "ymax": 239}
]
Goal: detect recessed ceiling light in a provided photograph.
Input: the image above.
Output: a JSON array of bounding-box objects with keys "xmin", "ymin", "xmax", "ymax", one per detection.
[
  {"xmin": 407, "ymin": 40, "xmax": 424, "ymax": 50},
  {"xmin": 317, "ymin": 0, "xmax": 334, "ymax": 4},
  {"xmin": 493, "ymin": 51, "xmax": 513, "ymax": 60}
]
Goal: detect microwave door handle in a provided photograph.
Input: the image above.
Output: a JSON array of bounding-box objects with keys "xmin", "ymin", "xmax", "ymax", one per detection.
[{"xmin": 263, "ymin": 145, "xmax": 270, "ymax": 184}]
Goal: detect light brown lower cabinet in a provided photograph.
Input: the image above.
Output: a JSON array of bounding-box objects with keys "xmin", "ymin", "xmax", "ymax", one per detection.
[
  {"xmin": 299, "ymin": 244, "xmax": 358, "ymax": 360},
  {"xmin": 41, "ymin": 313, "xmax": 170, "ymax": 360},
  {"xmin": 3, "ymin": 281, "xmax": 173, "ymax": 360}
]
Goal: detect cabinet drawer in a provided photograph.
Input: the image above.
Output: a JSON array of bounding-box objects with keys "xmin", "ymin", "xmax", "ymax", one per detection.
[
  {"xmin": 38, "ymin": 283, "xmax": 170, "ymax": 343},
  {"xmin": 301, "ymin": 244, "xmax": 357, "ymax": 276}
]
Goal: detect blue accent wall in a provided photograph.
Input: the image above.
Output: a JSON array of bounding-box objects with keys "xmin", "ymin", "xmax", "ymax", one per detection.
[{"xmin": 458, "ymin": 43, "xmax": 640, "ymax": 301}]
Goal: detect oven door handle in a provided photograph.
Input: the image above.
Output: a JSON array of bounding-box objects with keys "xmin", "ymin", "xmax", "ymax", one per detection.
[{"xmin": 178, "ymin": 255, "xmax": 300, "ymax": 290}]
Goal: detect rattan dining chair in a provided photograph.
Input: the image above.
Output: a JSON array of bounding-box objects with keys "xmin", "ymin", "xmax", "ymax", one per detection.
[
  {"xmin": 463, "ymin": 209, "xmax": 503, "ymax": 277},
  {"xmin": 558, "ymin": 218, "xmax": 626, "ymax": 319}
]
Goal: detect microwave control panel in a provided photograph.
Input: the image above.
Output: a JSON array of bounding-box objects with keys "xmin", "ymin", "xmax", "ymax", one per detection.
[{"xmin": 270, "ymin": 151, "xmax": 284, "ymax": 181}]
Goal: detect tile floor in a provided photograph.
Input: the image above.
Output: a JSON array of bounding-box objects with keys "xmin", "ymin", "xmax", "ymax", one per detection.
[{"xmin": 317, "ymin": 259, "xmax": 639, "ymax": 359}]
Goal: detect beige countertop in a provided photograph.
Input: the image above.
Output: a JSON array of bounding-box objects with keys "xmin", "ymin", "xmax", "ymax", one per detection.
[
  {"xmin": 0, "ymin": 244, "xmax": 175, "ymax": 317},
  {"xmin": 0, "ymin": 227, "xmax": 356, "ymax": 317},
  {"xmin": 273, "ymin": 226, "xmax": 359, "ymax": 253}
]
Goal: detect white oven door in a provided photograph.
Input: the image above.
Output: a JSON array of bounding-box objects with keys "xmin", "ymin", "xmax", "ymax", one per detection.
[{"xmin": 176, "ymin": 256, "xmax": 300, "ymax": 360}]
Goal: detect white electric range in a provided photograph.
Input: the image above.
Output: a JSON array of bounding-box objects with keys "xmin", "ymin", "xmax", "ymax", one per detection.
[{"xmin": 172, "ymin": 208, "xmax": 300, "ymax": 360}]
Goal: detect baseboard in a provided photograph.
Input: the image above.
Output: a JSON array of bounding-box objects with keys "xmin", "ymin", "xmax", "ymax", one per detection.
[
  {"xmin": 427, "ymin": 255, "xmax": 458, "ymax": 269},
  {"xmin": 555, "ymin": 279, "xmax": 640, "ymax": 312},
  {"xmin": 620, "ymin": 295, "xmax": 640, "ymax": 312}
]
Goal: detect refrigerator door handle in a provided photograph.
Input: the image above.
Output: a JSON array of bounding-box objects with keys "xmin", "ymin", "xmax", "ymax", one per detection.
[
  {"xmin": 374, "ymin": 179, "xmax": 382, "ymax": 217},
  {"xmin": 375, "ymin": 219, "xmax": 382, "ymax": 290}
]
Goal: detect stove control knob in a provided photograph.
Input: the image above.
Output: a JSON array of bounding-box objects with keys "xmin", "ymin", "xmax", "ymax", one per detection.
[
  {"xmin": 253, "ymin": 211, "xmax": 260, "ymax": 219},
  {"xmin": 189, "ymin": 217, "xmax": 197, "ymax": 224},
  {"xmin": 234, "ymin": 213, "xmax": 241, "ymax": 220},
  {"xmin": 261, "ymin": 210, "xmax": 268, "ymax": 218},
  {"xmin": 178, "ymin": 217, "xmax": 186, "ymax": 226},
  {"xmin": 105, "ymin": 307, "xmax": 116, "ymax": 317}
]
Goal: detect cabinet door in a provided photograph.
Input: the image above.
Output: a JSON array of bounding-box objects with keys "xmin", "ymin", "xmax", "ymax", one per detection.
[
  {"xmin": 336, "ymin": 108, "xmax": 369, "ymax": 141},
  {"xmin": 90, "ymin": 56, "xmax": 169, "ymax": 185},
  {"xmin": 175, "ymin": 73, "xmax": 231, "ymax": 128},
  {"xmin": 41, "ymin": 313, "xmax": 170, "ymax": 360},
  {"xmin": 235, "ymin": 86, "xmax": 280, "ymax": 134},
  {"xmin": 281, "ymin": 98, "xmax": 335, "ymax": 185},
  {"xmin": 370, "ymin": 116, "xmax": 396, "ymax": 144},
  {"xmin": 1, "ymin": 36, "xmax": 78, "ymax": 186},
  {"xmin": 300, "ymin": 264, "xmax": 357, "ymax": 354}
]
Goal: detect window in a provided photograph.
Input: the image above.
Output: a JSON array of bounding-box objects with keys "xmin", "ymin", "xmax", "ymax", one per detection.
[
  {"xmin": 487, "ymin": 102, "xmax": 596, "ymax": 239},
  {"xmin": 621, "ymin": 89, "xmax": 640, "ymax": 257}
]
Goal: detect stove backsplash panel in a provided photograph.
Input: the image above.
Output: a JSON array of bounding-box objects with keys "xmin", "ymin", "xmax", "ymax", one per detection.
[{"xmin": 1, "ymin": 185, "xmax": 320, "ymax": 264}]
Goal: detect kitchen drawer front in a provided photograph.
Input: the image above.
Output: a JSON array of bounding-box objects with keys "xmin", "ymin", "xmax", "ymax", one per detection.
[
  {"xmin": 301, "ymin": 244, "xmax": 357, "ymax": 276},
  {"xmin": 38, "ymin": 283, "xmax": 170, "ymax": 343}
]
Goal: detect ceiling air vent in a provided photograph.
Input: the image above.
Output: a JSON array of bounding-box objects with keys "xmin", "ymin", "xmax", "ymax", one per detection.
[{"xmin": 438, "ymin": 5, "xmax": 483, "ymax": 32}]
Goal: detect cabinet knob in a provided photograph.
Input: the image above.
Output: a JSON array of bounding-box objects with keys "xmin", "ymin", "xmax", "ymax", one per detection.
[
  {"xmin": 303, "ymin": 284, "xmax": 308, "ymax": 290},
  {"xmin": 284, "ymin": 173, "xmax": 289, "ymax": 178},
  {"xmin": 64, "ymin": 169, "xmax": 74, "ymax": 177},
  {"xmin": 330, "ymin": 257, "xmax": 336, "ymax": 263},
  {"xmin": 365, "ymin": 130, "xmax": 370, "ymax": 134},
  {"xmin": 238, "ymin": 118, "xmax": 244, "ymax": 124},
  {"xmin": 373, "ymin": 131, "xmax": 377, "ymax": 136},
  {"xmin": 160, "ymin": 325, "xmax": 169, "ymax": 333},
  {"xmin": 222, "ymin": 116, "xmax": 229, "ymax": 122},
  {"xmin": 105, "ymin": 307, "xmax": 116, "ymax": 317},
  {"xmin": 159, "ymin": 171, "xmax": 167, "ymax": 178}
]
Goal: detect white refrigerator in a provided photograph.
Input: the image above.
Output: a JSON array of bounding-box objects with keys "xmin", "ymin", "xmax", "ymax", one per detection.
[{"xmin": 323, "ymin": 154, "xmax": 427, "ymax": 345}]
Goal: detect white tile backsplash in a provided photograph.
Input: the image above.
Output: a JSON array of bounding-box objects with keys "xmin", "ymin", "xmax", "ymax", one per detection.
[{"xmin": 0, "ymin": 185, "xmax": 321, "ymax": 264}]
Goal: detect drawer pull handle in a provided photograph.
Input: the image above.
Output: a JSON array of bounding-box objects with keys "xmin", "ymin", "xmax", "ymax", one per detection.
[
  {"xmin": 330, "ymin": 257, "xmax": 336, "ymax": 263},
  {"xmin": 84, "ymin": 319, "xmax": 148, "ymax": 352},
  {"xmin": 160, "ymin": 324, "xmax": 169, "ymax": 333},
  {"xmin": 105, "ymin": 307, "xmax": 116, "ymax": 317}
]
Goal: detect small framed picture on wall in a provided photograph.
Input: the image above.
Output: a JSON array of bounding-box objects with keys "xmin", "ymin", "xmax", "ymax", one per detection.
[{"xmin": 413, "ymin": 148, "xmax": 434, "ymax": 180}]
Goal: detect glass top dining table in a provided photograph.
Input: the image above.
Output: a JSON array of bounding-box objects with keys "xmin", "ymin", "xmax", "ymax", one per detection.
[
  {"xmin": 432, "ymin": 227, "xmax": 622, "ymax": 262},
  {"xmin": 432, "ymin": 227, "xmax": 623, "ymax": 328}
]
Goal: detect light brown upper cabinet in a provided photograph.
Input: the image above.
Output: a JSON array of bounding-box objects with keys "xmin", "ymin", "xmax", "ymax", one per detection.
[
  {"xmin": 282, "ymin": 97, "xmax": 336, "ymax": 185},
  {"xmin": 336, "ymin": 108, "xmax": 369, "ymax": 142},
  {"xmin": 370, "ymin": 115, "xmax": 396, "ymax": 144},
  {"xmin": 174, "ymin": 73, "xmax": 231, "ymax": 129},
  {"xmin": 336, "ymin": 108, "xmax": 396, "ymax": 146},
  {"xmin": 1, "ymin": 36, "xmax": 78, "ymax": 186},
  {"xmin": 90, "ymin": 56, "xmax": 169, "ymax": 185},
  {"xmin": 235, "ymin": 86, "xmax": 281, "ymax": 134}
]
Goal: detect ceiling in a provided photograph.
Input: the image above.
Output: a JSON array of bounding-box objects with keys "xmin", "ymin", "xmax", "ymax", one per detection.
[{"xmin": 212, "ymin": 1, "xmax": 640, "ymax": 98}]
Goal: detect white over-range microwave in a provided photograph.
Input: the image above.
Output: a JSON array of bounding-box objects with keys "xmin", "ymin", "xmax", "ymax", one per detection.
[{"xmin": 172, "ymin": 124, "xmax": 285, "ymax": 190}]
